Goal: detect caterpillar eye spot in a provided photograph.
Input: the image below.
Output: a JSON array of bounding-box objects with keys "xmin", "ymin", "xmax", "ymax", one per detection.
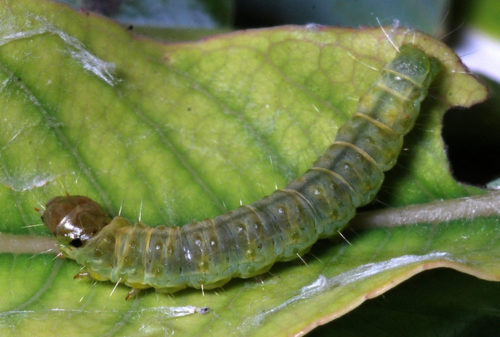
[{"xmin": 70, "ymin": 238, "xmax": 83, "ymax": 248}]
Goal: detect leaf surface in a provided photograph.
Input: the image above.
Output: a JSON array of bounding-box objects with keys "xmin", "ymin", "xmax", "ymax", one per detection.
[{"xmin": 0, "ymin": 1, "xmax": 496, "ymax": 337}]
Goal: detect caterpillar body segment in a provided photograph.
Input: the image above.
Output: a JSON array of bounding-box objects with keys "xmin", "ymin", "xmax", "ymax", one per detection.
[{"xmin": 42, "ymin": 45, "xmax": 439, "ymax": 294}]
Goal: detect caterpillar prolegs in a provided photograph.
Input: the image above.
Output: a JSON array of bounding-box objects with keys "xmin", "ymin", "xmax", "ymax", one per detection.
[{"xmin": 42, "ymin": 45, "xmax": 439, "ymax": 296}]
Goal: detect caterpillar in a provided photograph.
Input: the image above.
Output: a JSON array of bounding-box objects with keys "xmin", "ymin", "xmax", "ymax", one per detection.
[{"xmin": 42, "ymin": 44, "xmax": 439, "ymax": 298}]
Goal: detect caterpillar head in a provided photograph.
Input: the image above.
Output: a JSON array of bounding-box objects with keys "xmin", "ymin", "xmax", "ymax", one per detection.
[{"xmin": 42, "ymin": 195, "xmax": 111, "ymax": 253}]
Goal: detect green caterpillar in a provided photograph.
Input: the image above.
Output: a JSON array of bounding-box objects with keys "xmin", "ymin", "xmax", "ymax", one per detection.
[{"xmin": 42, "ymin": 45, "xmax": 439, "ymax": 297}]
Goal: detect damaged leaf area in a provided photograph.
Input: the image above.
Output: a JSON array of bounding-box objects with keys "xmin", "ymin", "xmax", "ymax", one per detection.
[{"xmin": 0, "ymin": 1, "xmax": 497, "ymax": 337}]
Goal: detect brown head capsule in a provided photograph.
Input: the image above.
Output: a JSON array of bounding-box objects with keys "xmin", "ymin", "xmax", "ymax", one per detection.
[{"xmin": 42, "ymin": 195, "xmax": 111, "ymax": 248}]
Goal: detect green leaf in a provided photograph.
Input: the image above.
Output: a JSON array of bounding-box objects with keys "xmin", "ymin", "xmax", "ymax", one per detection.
[
  {"xmin": 468, "ymin": 0, "xmax": 500, "ymax": 39},
  {"xmin": 0, "ymin": 1, "xmax": 497, "ymax": 337}
]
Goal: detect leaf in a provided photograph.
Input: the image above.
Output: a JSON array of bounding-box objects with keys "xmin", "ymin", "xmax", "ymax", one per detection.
[
  {"xmin": 0, "ymin": 1, "xmax": 496, "ymax": 337},
  {"xmin": 468, "ymin": 0, "xmax": 500, "ymax": 39}
]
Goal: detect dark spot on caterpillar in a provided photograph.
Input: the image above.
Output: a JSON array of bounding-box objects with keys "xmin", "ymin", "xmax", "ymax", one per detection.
[
  {"xmin": 70, "ymin": 238, "xmax": 83, "ymax": 248},
  {"xmin": 199, "ymin": 307, "xmax": 210, "ymax": 315},
  {"xmin": 42, "ymin": 45, "xmax": 440, "ymax": 297},
  {"xmin": 127, "ymin": 25, "xmax": 134, "ymax": 31}
]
